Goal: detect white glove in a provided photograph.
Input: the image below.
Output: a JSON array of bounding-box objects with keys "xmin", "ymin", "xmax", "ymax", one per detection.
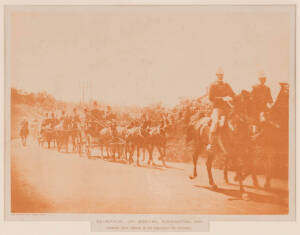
[{"xmin": 223, "ymin": 96, "xmax": 232, "ymax": 102}]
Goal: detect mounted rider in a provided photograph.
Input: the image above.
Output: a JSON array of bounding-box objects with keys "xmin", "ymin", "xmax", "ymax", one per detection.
[
  {"xmin": 208, "ymin": 67, "xmax": 236, "ymax": 147},
  {"xmin": 20, "ymin": 118, "xmax": 29, "ymax": 136},
  {"xmin": 250, "ymin": 72, "xmax": 273, "ymax": 125}
]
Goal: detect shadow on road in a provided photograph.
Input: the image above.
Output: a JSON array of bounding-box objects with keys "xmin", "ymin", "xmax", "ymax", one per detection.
[
  {"xmin": 193, "ymin": 185, "xmax": 288, "ymax": 207},
  {"xmin": 227, "ymin": 182, "xmax": 289, "ymax": 198}
]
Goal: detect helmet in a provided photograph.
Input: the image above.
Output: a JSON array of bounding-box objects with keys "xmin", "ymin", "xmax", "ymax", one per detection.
[
  {"xmin": 258, "ymin": 71, "xmax": 267, "ymax": 79},
  {"xmin": 216, "ymin": 67, "xmax": 224, "ymax": 75}
]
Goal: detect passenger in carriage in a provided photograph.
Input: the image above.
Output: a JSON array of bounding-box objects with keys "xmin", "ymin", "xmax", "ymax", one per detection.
[
  {"xmin": 105, "ymin": 105, "xmax": 116, "ymax": 121},
  {"xmin": 50, "ymin": 112, "xmax": 58, "ymax": 129},
  {"xmin": 72, "ymin": 108, "xmax": 81, "ymax": 129},
  {"xmin": 127, "ymin": 118, "xmax": 137, "ymax": 129},
  {"xmin": 84, "ymin": 108, "xmax": 90, "ymax": 122},
  {"xmin": 141, "ymin": 113, "xmax": 151, "ymax": 128},
  {"xmin": 60, "ymin": 111, "xmax": 70, "ymax": 130},
  {"xmin": 159, "ymin": 114, "xmax": 167, "ymax": 129},
  {"xmin": 110, "ymin": 120, "xmax": 118, "ymax": 137},
  {"xmin": 91, "ymin": 101, "xmax": 105, "ymax": 121},
  {"xmin": 141, "ymin": 113, "xmax": 151, "ymax": 136},
  {"xmin": 59, "ymin": 110, "xmax": 66, "ymax": 122},
  {"xmin": 41, "ymin": 112, "xmax": 51, "ymax": 129},
  {"xmin": 208, "ymin": 67, "xmax": 236, "ymax": 146}
]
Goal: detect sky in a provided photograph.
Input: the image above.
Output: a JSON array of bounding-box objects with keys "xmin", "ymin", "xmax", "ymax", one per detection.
[{"xmin": 8, "ymin": 6, "xmax": 293, "ymax": 107}]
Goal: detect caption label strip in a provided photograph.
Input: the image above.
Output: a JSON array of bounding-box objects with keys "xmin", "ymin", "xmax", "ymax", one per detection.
[{"xmin": 90, "ymin": 215, "xmax": 209, "ymax": 232}]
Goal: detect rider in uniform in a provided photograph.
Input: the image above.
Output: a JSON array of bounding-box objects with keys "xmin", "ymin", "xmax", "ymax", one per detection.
[
  {"xmin": 141, "ymin": 113, "xmax": 151, "ymax": 136},
  {"xmin": 208, "ymin": 68, "xmax": 235, "ymax": 148},
  {"xmin": 250, "ymin": 72, "xmax": 273, "ymax": 124}
]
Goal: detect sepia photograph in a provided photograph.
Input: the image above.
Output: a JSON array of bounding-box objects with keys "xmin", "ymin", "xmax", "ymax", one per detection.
[{"xmin": 5, "ymin": 4, "xmax": 295, "ymax": 218}]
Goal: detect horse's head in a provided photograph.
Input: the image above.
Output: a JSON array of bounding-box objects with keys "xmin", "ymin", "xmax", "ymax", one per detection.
[{"xmin": 258, "ymin": 111, "xmax": 280, "ymax": 130}]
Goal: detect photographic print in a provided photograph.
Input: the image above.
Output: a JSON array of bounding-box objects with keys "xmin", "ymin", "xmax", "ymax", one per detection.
[{"xmin": 5, "ymin": 5, "xmax": 295, "ymax": 218}]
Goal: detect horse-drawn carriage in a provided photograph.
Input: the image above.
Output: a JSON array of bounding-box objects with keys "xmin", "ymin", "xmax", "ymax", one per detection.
[
  {"xmin": 38, "ymin": 127, "xmax": 57, "ymax": 149},
  {"xmin": 78, "ymin": 120, "xmax": 127, "ymax": 160}
]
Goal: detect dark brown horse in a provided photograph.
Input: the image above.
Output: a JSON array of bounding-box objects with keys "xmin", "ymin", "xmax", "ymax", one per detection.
[{"xmin": 187, "ymin": 91, "xmax": 256, "ymax": 195}]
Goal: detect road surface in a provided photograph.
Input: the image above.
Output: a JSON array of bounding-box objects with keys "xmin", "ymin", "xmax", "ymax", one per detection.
[{"xmin": 11, "ymin": 138, "xmax": 288, "ymax": 214}]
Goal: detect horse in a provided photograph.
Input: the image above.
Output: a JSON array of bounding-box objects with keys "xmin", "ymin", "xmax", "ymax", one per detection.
[
  {"xmin": 39, "ymin": 117, "xmax": 60, "ymax": 149},
  {"xmin": 126, "ymin": 126, "xmax": 148, "ymax": 166},
  {"xmin": 147, "ymin": 120, "xmax": 172, "ymax": 167},
  {"xmin": 239, "ymin": 83, "xmax": 288, "ymax": 190},
  {"xmin": 69, "ymin": 118, "xmax": 82, "ymax": 153},
  {"xmin": 249, "ymin": 110, "xmax": 283, "ymax": 189},
  {"xmin": 56, "ymin": 117, "xmax": 73, "ymax": 153},
  {"xmin": 20, "ymin": 120, "xmax": 29, "ymax": 146},
  {"xmin": 103, "ymin": 125, "xmax": 127, "ymax": 161},
  {"xmin": 187, "ymin": 91, "xmax": 256, "ymax": 195}
]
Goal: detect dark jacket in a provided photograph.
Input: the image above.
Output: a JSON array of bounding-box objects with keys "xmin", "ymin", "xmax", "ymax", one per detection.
[
  {"xmin": 251, "ymin": 84, "xmax": 273, "ymax": 113},
  {"xmin": 208, "ymin": 81, "xmax": 235, "ymax": 109}
]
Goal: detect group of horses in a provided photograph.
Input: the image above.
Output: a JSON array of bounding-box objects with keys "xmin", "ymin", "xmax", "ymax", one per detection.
[
  {"xmin": 37, "ymin": 116, "xmax": 173, "ymax": 167},
  {"xmin": 23, "ymin": 85, "xmax": 288, "ymax": 199},
  {"xmin": 186, "ymin": 88, "xmax": 288, "ymax": 197}
]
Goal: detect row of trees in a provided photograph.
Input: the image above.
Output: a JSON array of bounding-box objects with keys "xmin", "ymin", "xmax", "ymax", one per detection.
[{"xmin": 11, "ymin": 88, "xmax": 58, "ymax": 110}]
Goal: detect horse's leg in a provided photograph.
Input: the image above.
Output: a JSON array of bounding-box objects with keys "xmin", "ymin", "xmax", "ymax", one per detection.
[
  {"xmin": 72, "ymin": 136, "xmax": 75, "ymax": 152},
  {"xmin": 157, "ymin": 145, "xmax": 167, "ymax": 167},
  {"xmin": 65, "ymin": 136, "xmax": 69, "ymax": 153},
  {"xmin": 223, "ymin": 154, "xmax": 230, "ymax": 184},
  {"xmin": 264, "ymin": 153, "xmax": 272, "ymax": 189},
  {"xmin": 112, "ymin": 145, "xmax": 116, "ymax": 161},
  {"xmin": 206, "ymin": 152, "xmax": 217, "ymax": 187},
  {"xmin": 127, "ymin": 143, "xmax": 133, "ymax": 164},
  {"xmin": 248, "ymin": 151, "xmax": 259, "ymax": 187},
  {"xmin": 161, "ymin": 142, "xmax": 167, "ymax": 167},
  {"xmin": 189, "ymin": 147, "xmax": 200, "ymax": 179},
  {"xmin": 147, "ymin": 144, "xmax": 154, "ymax": 165},
  {"xmin": 136, "ymin": 145, "xmax": 140, "ymax": 166},
  {"xmin": 141, "ymin": 144, "xmax": 145, "ymax": 161}
]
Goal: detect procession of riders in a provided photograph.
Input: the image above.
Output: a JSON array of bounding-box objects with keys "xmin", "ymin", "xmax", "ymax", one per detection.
[{"xmin": 20, "ymin": 68, "xmax": 289, "ymax": 192}]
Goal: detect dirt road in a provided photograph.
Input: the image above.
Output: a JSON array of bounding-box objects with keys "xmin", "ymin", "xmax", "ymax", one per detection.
[{"xmin": 10, "ymin": 138, "xmax": 288, "ymax": 214}]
